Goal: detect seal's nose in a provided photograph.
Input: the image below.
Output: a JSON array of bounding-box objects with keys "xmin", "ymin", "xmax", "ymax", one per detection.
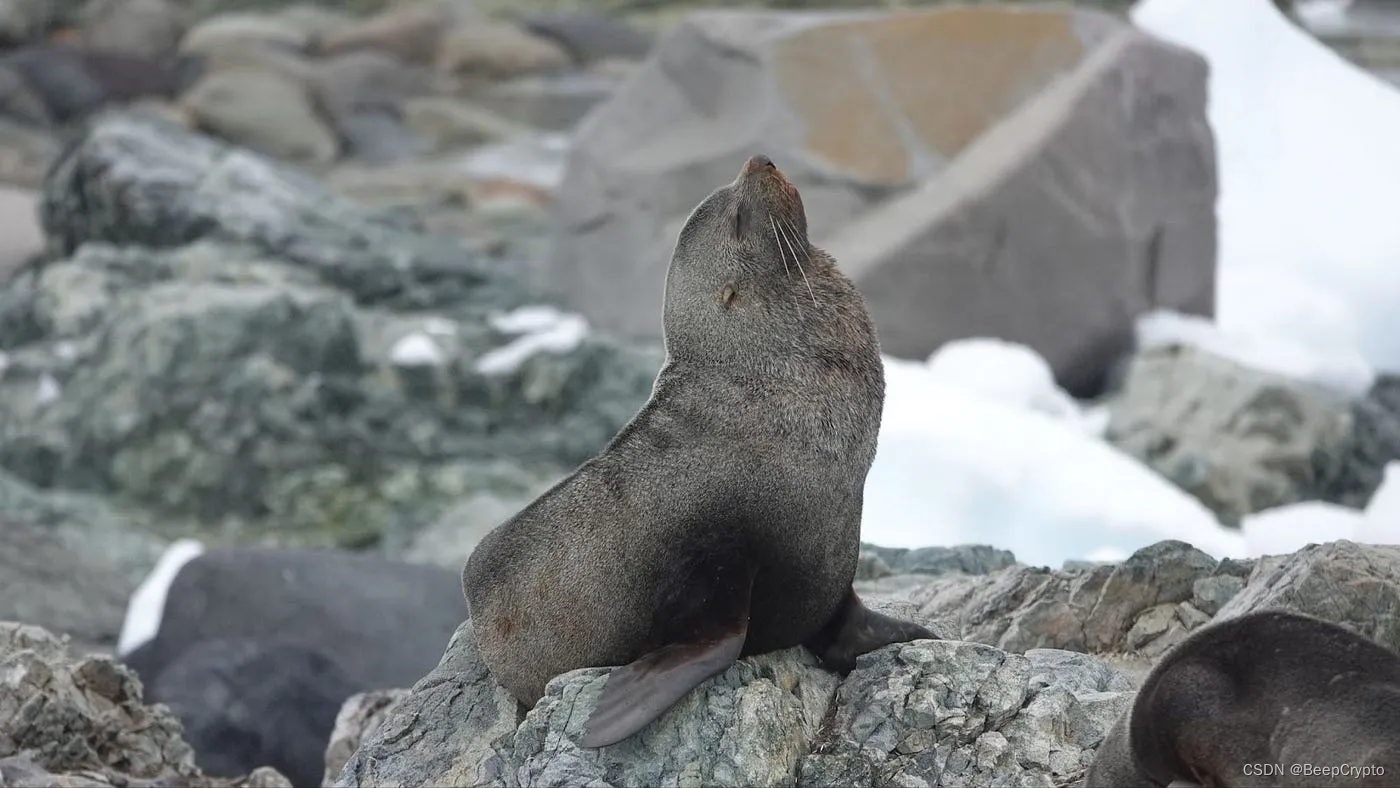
[{"xmin": 743, "ymin": 154, "xmax": 776, "ymax": 175}]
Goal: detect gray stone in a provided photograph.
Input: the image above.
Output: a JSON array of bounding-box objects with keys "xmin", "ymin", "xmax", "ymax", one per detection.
[
  {"xmin": 322, "ymin": 689, "xmax": 408, "ymax": 786},
  {"xmin": 796, "ymin": 640, "xmax": 1130, "ymax": 787},
  {"xmin": 0, "ymin": 622, "xmax": 290, "ymax": 787},
  {"xmin": 1190, "ymin": 573, "xmax": 1245, "ymax": 616},
  {"xmin": 178, "ymin": 67, "xmax": 340, "ymax": 163},
  {"xmin": 0, "ymin": 113, "xmax": 660, "ymax": 545},
  {"xmin": 331, "ymin": 621, "xmax": 528, "ymax": 787},
  {"xmin": 332, "ymin": 619, "xmax": 1132, "ymax": 788},
  {"xmin": 1313, "ymin": 373, "xmax": 1400, "ymax": 509},
  {"xmin": 522, "ymin": 13, "xmax": 652, "ymax": 65},
  {"xmin": 0, "ymin": 469, "xmax": 164, "ymax": 656},
  {"xmin": 912, "ymin": 540, "xmax": 1232, "ymax": 656},
  {"xmin": 547, "ymin": 6, "xmax": 1215, "ymax": 397},
  {"xmin": 1105, "ymin": 345, "xmax": 1354, "ymax": 526},
  {"xmin": 1216, "ymin": 540, "xmax": 1400, "ymax": 652},
  {"xmin": 858, "ymin": 543, "xmax": 1017, "ymax": 578}
]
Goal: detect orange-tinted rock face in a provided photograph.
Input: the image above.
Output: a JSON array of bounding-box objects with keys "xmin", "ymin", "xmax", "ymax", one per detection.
[
  {"xmin": 550, "ymin": 5, "xmax": 1215, "ymax": 396},
  {"xmin": 774, "ymin": 8, "xmax": 1087, "ymax": 182}
]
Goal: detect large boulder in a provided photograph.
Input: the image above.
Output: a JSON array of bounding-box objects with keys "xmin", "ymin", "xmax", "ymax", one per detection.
[
  {"xmin": 323, "ymin": 538, "xmax": 1400, "ymax": 786},
  {"xmin": 331, "ymin": 621, "xmax": 1130, "ymax": 787},
  {"xmin": 546, "ymin": 6, "xmax": 1216, "ymax": 396},
  {"xmin": 1105, "ymin": 345, "xmax": 1354, "ymax": 527},
  {"xmin": 118, "ymin": 544, "xmax": 465, "ymax": 693},
  {"xmin": 0, "ymin": 112, "xmax": 660, "ymax": 545}
]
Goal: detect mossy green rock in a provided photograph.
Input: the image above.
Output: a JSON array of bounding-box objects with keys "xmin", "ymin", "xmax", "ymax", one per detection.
[{"xmin": 0, "ymin": 113, "xmax": 661, "ymax": 547}]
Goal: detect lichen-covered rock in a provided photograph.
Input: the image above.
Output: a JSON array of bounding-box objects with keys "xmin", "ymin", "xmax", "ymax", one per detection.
[
  {"xmin": 0, "ymin": 112, "xmax": 661, "ymax": 546},
  {"xmin": 912, "ymin": 540, "xmax": 1251, "ymax": 658},
  {"xmin": 0, "ymin": 622, "xmax": 290, "ymax": 787},
  {"xmin": 1216, "ymin": 539, "xmax": 1400, "ymax": 651},
  {"xmin": 333, "ymin": 620, "xmax": 1132, "ymax": 788},
  {"xmin": 326, "ymin": 540, "xmax": 1400, "ymax": 787},
  {"xmin": 332, "ymin": 622, "xmax": 521, "ymax": 787},
  {"xmin": 322, "ymin": 689, "xmax": 408, "ymax": 786},
  {"xmin": 1105, "ymin": 345, "xmax": 1354, "ymax": 526},
  {"xmin": 797, "ymin": 642, "xmax": 1132, "ymax": 787}
]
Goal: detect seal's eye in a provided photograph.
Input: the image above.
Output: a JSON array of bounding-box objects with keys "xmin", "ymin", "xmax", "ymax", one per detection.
[{"xmin": 730, "ymin": 205, "xmax": 744, "ymax": 240}]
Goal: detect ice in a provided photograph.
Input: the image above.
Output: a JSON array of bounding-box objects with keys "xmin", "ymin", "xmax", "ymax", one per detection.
[
  {"xmin": 1132, "ymin": 0, "xmax": 1400, "ymax": 380},
  {"xmin": 1240, "ymin": 501, "xmax": 1367, "ymax": 557},
  {"xmin": 923, "ymin": 338, "xmax": 1088, "ymax": 428},
  {"xmin": 475, "ymin": 306, "xmax": 589, "ymax": 376},
  {"xmin": 390, "ymin": 331, "xmax": 446, "ymax": 367},
  {"xmin": 117, "ymin": 538, "xmax": 205, "ymax": 655},
  {"xmin": 862, "ymin": 353, "xmax": 1250, "ymax": 569},
  {"xmin": 1136, "ymin": 307, "xmax": 1373, "ymax": 396}
]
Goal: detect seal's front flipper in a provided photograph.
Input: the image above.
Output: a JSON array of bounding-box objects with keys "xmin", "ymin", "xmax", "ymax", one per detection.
[
  {"xmin": 579, "ymin": 618, "xmax": 748, "ymax": 748},
  {"xmin": 805, "ymin": 588, "xmax": 934, "ymax": 673}
]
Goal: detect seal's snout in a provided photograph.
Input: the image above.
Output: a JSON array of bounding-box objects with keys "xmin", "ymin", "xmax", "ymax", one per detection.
[{"xmin": 744, "ymin": 154, "xmax": 776, "ymax": 174}]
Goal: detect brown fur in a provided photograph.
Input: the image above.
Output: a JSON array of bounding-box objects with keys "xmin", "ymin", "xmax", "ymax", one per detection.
[
  {"xmin": 461, "ymin": 155, "xmax": 930, "ymax": 712},
  {"xmin": 1085, "ymin": 609, "xmax": 1400, "ymax": 788}
]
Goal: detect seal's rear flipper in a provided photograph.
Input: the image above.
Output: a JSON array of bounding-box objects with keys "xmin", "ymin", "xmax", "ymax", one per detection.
[
  {"xmin": 805, "ymin": 588, "xmax": 934, "ymax": 673},
  {"xmin": 579, "ymin": 619, "xmax": 748, "ymax": 748}
]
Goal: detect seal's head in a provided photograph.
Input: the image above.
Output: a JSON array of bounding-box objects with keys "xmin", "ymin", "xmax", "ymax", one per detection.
[{"xmin": 662, "ymin": 155, "xmax": 876, "ymax": 372}]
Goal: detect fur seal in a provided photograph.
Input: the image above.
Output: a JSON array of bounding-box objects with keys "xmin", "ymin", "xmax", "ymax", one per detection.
[
  {"xmin": 1085, "ymin": 609, "xmax": 1400, "ymax": 788},
  {"xmin": 462, "ymin": 154, "xmax": 933, "ymax": 748}
]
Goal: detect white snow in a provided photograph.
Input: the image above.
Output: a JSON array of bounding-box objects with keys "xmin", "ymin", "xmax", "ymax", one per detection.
[
  {"xmin": 117, "ymin": 538, "xmax": 205, "ymax": 655},
  {"xmin": 1136, "ymin": 308, "xmax": 1373, "ymax": 396},
  {"xmin": 476, "ymin": 305, "xmax": 589, "ymax": 376},
  {"xmin": 390, "ymin": 331, "xmax": 447, "ymax": 367},
  {"xmin": 923, "ymin": 338, "xmax": 1090, "ymax": 429},
  {"xmin": 1237, "ymin": 461, "xmax": 1400, "ymax": 554},
  {"xmin": 1132, "ymin": 0, "xmax": 1400, "ymax": 387},
  {"xmin": 862, "ymin": 352, "xmax": 1250, "ymax": 569},
  {"xmin": 35, "ymin": 373, "xmax": 60, "ymax": 405},
  {"xmin": 423, "ymin": 316, "xmax": 459, "ymax": 337}
]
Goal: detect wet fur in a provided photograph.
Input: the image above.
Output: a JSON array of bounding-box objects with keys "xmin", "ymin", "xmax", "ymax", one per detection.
[
  {"xmin": 1085, "ymin": 609, "xmax": 1400, "ymax": 788},
  {"xmin": 462, "ymin": 157, "xmax": 927, "ymax": 718}
]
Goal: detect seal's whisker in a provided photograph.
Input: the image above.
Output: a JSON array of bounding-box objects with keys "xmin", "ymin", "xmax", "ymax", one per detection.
[
  {"xmin": 778, "ymin": 217, "xmax": 817, "ymax": 307},
  {"xmin": 768, "ymin": 214, "xmax": 792, "ymax": 278}
]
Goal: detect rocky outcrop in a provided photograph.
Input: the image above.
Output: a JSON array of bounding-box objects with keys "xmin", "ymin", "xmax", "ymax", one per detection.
[
  {"xmin": 547, "ymin": 5, "xmax": 1216, "ymax": 396},
  {"xmin": 0, "ymin": 622, "xmax": 290, "ymax": 787},
  {"xmin": 327, "ymin": 539, "xmax": 1400, "ymax": 788},
  {"xmin": 0, "ymin": 469, "xmax": 164, "ymax": 657},
  {"xmin": 1314, "ymin": 373, "xmax": 1400, "ymax": 509},
  {"xmin": 0, "ymin": 112, "xmax": 660, "ymax": 547},
  {"xmin": 910, "ymin": 540, "xmax": 1250, "ymax": 659},
  {"xmin": 1106, "ymin": 345, "xmax": 1354, "ymax": 527}
]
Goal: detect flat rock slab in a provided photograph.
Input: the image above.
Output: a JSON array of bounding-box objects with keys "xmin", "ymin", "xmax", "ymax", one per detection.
[{"xmin": 548, "ymin": 5, "xmax": 1216, "ymax": 396}]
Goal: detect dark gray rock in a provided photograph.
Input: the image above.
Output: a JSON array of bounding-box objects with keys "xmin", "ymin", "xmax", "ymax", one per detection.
[
  {"xmin": 858, "ymin": 543, "xmax": 1017, "ymax": 578},
  {"xmin": 144, "ymin": 638, "xmax": 355, "ymax": 787},
  {"xmin": 1314, "ymin": 373, "xmax": 1400, "ymax": 509},
  {"xmin": 0, "ymin": 468, "xmax": 163, "ymax": 656},
  {"xmin": 521, "ymin": 14, "xmax": 652, "ymax": 65},
  {"xmin": 1105, "ymin": 345, "xmax": 1354, "ymax": 527},
  {"xmin": 0, "ymin": 112, "xmax": 661, "ymax": 544},
  {"xmin": 119, "ymin": 545, "xmax": 464, "ymax": 694}
]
